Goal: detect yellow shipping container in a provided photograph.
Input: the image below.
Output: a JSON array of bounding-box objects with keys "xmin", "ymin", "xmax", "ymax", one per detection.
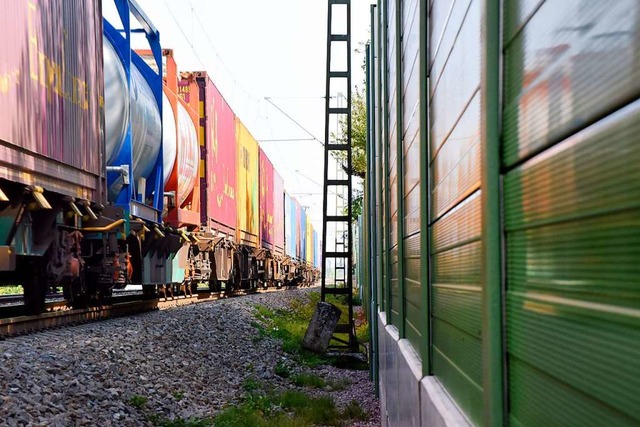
[
  {"xmin": 235, "ymin": 118, "xmax": 259, "ymax": 246},
  {"xmin": 306, "ymin": 218, "xmax": 313, "ymax": 265}
]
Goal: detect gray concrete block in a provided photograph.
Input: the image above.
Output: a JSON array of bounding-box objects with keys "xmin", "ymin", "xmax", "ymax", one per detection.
[{"xmin": 302, "ymin": 302, "xmax": 342, "ymax": 352}]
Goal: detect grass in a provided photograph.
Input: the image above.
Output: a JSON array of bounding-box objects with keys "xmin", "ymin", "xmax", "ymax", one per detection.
[
  {"xmin": 127, "ymin": 394, "xmax": 213, "ymax": 426},
  {"xmin": 243, "ymin": 377, "xmax": 260, "ymax": 392},
  {"xmin": 128, "ymin": 394, "xmax": 148, "ymax": 409},
  {"xmin": 214, "ymin": 388, "xmax": 369, "ymax": 427},
  {"xmin": 146, "ymin": 414, "xmax": 213, "ymax": 427},
  {"xmin": 291, "ymin": 373, "xmax": 326, "ymax": 388},
  {"xmin": 274, "ymin": 361, "xmax": 291, "ymax": 378}
]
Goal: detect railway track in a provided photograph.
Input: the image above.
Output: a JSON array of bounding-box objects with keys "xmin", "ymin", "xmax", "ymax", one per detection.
[{"xmin": 0, "ymin": 286, "xmax": 294, "ymax": 339}]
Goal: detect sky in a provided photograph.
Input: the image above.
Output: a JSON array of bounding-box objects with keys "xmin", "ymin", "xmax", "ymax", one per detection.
[{"xmin": 103, "ymin": 0, "xmax": 375, "ymax": 237}]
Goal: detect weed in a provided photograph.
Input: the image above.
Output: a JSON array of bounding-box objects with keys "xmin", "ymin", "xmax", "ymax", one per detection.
[
  {"xmin": 147, "ymin": 414, "xmax": 213, "ymax": 427},
  {"xmin": 213, "ymin": 405, "xmax": 265, "ymax": 427},
  {"xmin": 342, "ymin": 400, "xmax": 369, "ymax": 421},
  {"xmin": 128, "ymin": 394, "xmax": 148, "ymax": 409},
  {"xmin": 291, "ymin": 373, "xmax": 326, "ymax": 388},
  {"xmin": 215, "ymin": 387, "xmax": 369, "ymax": 427},
  {"xmin": 243, "ymin": 376, "xmax": 260, "ymax": 392},
  {"xmin": 172, "ymin": 390, "xmax": 185, "ymax": 401},
  {"xmin": 274, "ymin": 361, "xmax": 291, "ymax": 378},
  {"xmin": 279, "ymin": 391, "xmax": 341, "ymax": 425},
  {"xmin": 327, "ymin": 378, "xmax": 350, "ymax": 391},
  {"xmin": 356, "ymin": 322, "xmax": 370, "ymax": 344}
]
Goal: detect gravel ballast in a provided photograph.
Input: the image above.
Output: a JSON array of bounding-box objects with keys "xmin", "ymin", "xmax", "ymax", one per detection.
[{"xmin": 0, "ymin": 287, "xmax": 379, "ymax": 426}]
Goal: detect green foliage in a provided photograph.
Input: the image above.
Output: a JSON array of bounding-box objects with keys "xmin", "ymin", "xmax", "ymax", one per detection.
[
  {"xmin": 291, "ymin": 373, "xmax": 326, "ymax": 388},
  {"xmin": 342, "ymin": 400, "xmax": 369, "ymax": 421},
  {"xmin": 243, "ymin": 377, "xmax": 260, "ymax": 392},
  {"xmin": 213, "ymin": 405, "xmax": 267, "ymax": 427},
  {"xmin": 147, "ymin": 414, "xmax": 213, "ymax": 427},
  {"xmin": 128, "ymin": 395, "xmax": 148, "ymax": 409},
  {"xmin": 172, "ymin": 390, "xmax": 185, "ymax": 401},
  {"xmin": 327, "ymin": 378, "xmax": 350, "ymax": 391},
  {"xmin": 356, "ymin": 322, "xmax": 370, "ymax": 344},
  {"xmin": 274, "ymin": 361, "xmax": 291, "ymax": 378},
  {"xmin": 330, "ymin": 86, "xmax": 367, "ymax": 179},
  {"xmin": 216, "ymin": 388, "xmax": 365, "ymax": 427}
]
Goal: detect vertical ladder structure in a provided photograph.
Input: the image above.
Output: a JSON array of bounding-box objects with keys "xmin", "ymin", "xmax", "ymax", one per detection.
[{"xmin": 321, "ymin": 0, "xmax": 357, "ymax": 351}]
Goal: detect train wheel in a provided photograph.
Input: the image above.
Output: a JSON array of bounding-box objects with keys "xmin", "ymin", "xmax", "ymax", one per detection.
[
  {"xmin": 23, "ymin": 262, "xmax": 47, "ymax": 315},
  {"xmin": 64, "ymin": 276, "xmax": 88, "ymax": 309},
  {"xmin": 209, "ymin": 275, "xmax": 220, "ymax": 292},
  {"xmin": 143, "ymin": 285, "xmax": 157, "ymax": 299}
]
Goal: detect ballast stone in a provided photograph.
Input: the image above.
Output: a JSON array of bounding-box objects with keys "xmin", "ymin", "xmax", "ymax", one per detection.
[{"xmin": 302, "ymin": 302, "xmax": 342, "ymax": 353}]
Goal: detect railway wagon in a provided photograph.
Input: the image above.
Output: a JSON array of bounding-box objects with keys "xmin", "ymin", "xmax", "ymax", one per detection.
[
  {"xmin": 257, "ymin": 148, "xmax": 275, "ymax": 287},
  {"xmin": 272, "ymin": 171, "xmax": 286, "ymax": 286},
  {"xmin": 283, "ymin": 192, "xmax": 300, "ymax": 285},
  {"xmin": 181, "ymin": 71, "xmax": 237, "ymax": 292},
  {"xmin": 159, "ymin": 50, "xmax": 201, "ymax": 294},
  {"xmin": 361, "ymin": 0, "xmax": 640, "ymax": 426},
  {"xmin": 0, "ymin": 0, "xmax": 105, "ymax": 312},
  {"xmin": 235, "ymin": 119, "xmax": 260, "ymax": 289}
]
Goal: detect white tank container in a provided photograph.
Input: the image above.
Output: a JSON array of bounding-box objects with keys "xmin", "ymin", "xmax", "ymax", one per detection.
[
  {"xmin": 175, "ymin": 100, "xmax": 199, "ymax": 206},
  {"xmin": 103, "ymin": 36, "xmax": 162, "ymax": 187}
]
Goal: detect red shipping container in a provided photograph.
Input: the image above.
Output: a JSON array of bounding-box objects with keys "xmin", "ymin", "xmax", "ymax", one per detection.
[
  {"xmin": 0, "ymin": 0, "xmax": 104, "ymax": 201},
  {"xmin": 273, "ymin": 170, "xmax": 285, "ymax": 254},
  {"xmin": 259, "ymin": 149, "xmax": 275, "ymax": 248}
]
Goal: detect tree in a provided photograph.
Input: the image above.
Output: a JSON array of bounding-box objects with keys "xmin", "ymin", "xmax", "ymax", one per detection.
[
  {"xmin": 330, "ymin": 85, "xmax": 367, "ymax": 179},
  {"xmin": 330, "ymin": 85, "xmax": 367, "ymax": 222}
]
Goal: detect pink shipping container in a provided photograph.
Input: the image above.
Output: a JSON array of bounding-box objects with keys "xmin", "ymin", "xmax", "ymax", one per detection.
[
  {"xmin": 0, "ymin": 0, "xmax": 104, "ymax": 201},
  {"xmin": 182, "ymin": 72, "xmax": 237, "ymax": 234},
  {"xmin": 273, "ymin": 170, "xmax": 285, "ymax": 255},
  {"xmin": 296, "ymin": 200, "xmax": 302, "ymax": 260},
  {"xmin": 259, "ymin": 148, "xmax": 275, "ymax": 249}
]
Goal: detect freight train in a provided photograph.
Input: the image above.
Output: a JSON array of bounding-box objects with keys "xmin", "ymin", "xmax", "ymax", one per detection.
[
  {"xmin": 0, "ymin": 0, "xmax": 319, "ymax": 315},
  {"xmin": 360, "ymin": 0, "xmax": 640, "ymax": 426}
]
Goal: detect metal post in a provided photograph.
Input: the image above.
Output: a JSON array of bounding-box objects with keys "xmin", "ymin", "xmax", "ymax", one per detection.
[
  {"xmin": 395, "ymin": 0, "xmax": 406, "ymax": 337},
  {"xmin": 481, "ymin": 0, "xmax": 504, "ymax": 424},
  {"xmin": 369, "ymin": 3, "xmax": 380, "ymax": 396},
  {"xmin": 381, "ymin": 0, "xmax": 392, "ymax": 326},
  {"xmin": 419, "ymin": 0, "xmax": 431, "ymax": 375},
  {"xmin": 376, "ymin": 1, "xmax": 384, "ymax": 316}
]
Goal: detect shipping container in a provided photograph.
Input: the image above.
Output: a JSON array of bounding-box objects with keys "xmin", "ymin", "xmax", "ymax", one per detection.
[
  {"xmin": 259, "ymin": 148, "xmax": 275, "ymax": 249},
  {"xmin": 285, "ymin": 193, "xmax": 297, "ymax": 259},
  {"xmin": 305, "ymin": 219, "xmax": 313, "ymax": 265},
  {"xmin": 180, "ymin": 72, "xmax": 237, "ymax": 234},
  {"xmin": 302, "ymin": 209, "xmax": 309, "ymax": 262},
  {"xmin": 313, "ymin": 230, "xmax": 319, "ymax": 269},
  {"xmin": 273, "ymin": 171, "xmax": 285, "ymax": 254},
  {"xmin": 235, "ymin": 119, "xmax": 259, "ymax": 246},
  {"xmin": 295, "ymin": 200, "xmax": 303, "ymax": 260},
  {"xmin": 0, "ymin": 0, "xmax": 104, "ymax": 202}
]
